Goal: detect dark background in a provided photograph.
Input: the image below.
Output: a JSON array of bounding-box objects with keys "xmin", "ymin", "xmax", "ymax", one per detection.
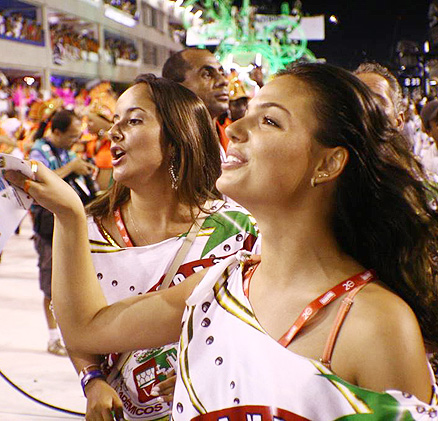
[{"xmin": 247, "ymin": 0, "xmax": 431, "ymax": 70}]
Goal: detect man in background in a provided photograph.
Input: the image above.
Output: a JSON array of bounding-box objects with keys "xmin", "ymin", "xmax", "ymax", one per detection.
[
  {"xmin": 30, "ymin": 109, "xmax": 95, "ymax": 356},
  {"xmin": 162, "ymin": 48, "xmax": 230, "ymax": 159},
  {"xmin": 354, "ymin": 61, "xmax": 405, "ymax": 130}
]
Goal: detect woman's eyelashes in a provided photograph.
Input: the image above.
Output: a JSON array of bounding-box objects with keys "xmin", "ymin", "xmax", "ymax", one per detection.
[
  {"xmin": 128, "ymin": 118, "xmax": 143, "ymax": 126},
  {"xmin": 262, "ymin": 115, "xmax": 280, "ymax": 128}
]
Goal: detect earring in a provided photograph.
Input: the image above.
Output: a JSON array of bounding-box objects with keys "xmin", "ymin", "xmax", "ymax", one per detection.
[
  {"xmin": 310, "ymin": 172, "xmax": 329, "ymax": 187},
  {"xmin": 169, "ymin": 155, "xmax": 179, "ymax": 190}
]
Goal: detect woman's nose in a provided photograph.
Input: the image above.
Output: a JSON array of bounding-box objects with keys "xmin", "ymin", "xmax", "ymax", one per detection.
[
  {"xmin": 225, "ymin": 117, "xmax": 248, "ymax": 144},
  {"xmin": 108, "ymin": 124, "xmax": 122, "ymax": 142}
]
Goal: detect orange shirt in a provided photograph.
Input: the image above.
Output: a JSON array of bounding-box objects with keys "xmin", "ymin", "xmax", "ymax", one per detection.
[
  {"xmin": 87, "ymin": 136, "xmax": 112, "ymax": 169},
  {"xmin": 94, "ymin": 140, "xmax": 112, "ymax": 169},
  {"xmin": 216, "ymin": 119, "xmax": 231, "ymax": 152}
]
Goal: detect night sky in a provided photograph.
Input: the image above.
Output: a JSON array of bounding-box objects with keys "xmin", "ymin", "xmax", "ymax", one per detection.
[{"xmin": 248, "ymin": 0, "xmax": 431, "ymax": 70}]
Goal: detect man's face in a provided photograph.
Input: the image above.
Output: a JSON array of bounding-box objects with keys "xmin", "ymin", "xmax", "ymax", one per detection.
[
  {"xmin": 180, "ymin": 50, "xmax": 229, "ymax": 120},
  {"xmin": 356, "ymin": 72, "xmax": 404, "ymax": 130},
  {"xmin": 53, "ymin": 118, "xmax": 82, "ymax": 150}
]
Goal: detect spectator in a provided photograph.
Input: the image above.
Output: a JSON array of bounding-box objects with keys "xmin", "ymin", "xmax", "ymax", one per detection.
[
  {"xmin": 83, "ymin": 100, "xmax": 114, "ymax": 191},
  {"xmin": 354, "ymin": 61, "xmax": 405, "ymax": 130},
  {"xmin": 419, "ymin": 99, "xmax": 438, "ymax": 177},
  {"xmin": 228, "ymin": 78, "xmax": 249, "ymax": 122},
  {"xmin": 28, "ymin": 109, "xmax": 95, "ymax": 356},
  {"xmin": 162, "ymin": 48, "xmax": 230, "ymax": 159}
]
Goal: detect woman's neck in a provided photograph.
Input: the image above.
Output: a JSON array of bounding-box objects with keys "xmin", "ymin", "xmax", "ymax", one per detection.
[
  {"xmin": 121, "ymin": 189, "xmax": 195, "ymax": 246},
  {"xmin": 130, "ymin": 190, "xmax": 192, "ymax": 225},
  {"xmin": 253, "ymin": 205, "xmax": 364, "ymax": 291}
]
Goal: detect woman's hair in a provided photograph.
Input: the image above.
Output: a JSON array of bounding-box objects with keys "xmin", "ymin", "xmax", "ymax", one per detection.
[
  {"xmin": 33, "ymin": 109, "xmax": 79, "ymax": 141},
  {"xmin": 87, "ymin": 73, "xmax": 221, "ymax": 219},
  {"xmin": 277, "ymin": 62, "xmax": 438, "ymax": 348}
]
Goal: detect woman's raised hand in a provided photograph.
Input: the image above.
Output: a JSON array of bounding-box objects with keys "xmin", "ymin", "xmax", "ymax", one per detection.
[{"xmin": 5, "ymin": 160, "xmax": 85, "ymax": 218}]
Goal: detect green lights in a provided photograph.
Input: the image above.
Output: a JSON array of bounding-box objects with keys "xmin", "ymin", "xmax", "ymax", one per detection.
[{"xmin": 182, "ymin": 0, "xmax": 316, "ymax": 75}]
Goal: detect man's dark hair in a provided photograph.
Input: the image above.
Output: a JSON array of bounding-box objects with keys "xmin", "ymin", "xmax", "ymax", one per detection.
[
  {"xmin": 51, "ymin": 109, "xmax": 79, "ymax": 133},
  {"xmin": 32, "ymin": 108, "xmax": 79, "ymax": 141},
  {"xmin": 162, "ymin": 48, "xmax": 204, "ymax": 83}
]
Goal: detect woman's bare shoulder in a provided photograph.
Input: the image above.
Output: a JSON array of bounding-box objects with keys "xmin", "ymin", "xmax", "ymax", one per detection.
[
  {"xmin": 350, "ymin": 282, "xmax": 422, "ymax": 340},
  {"xmin": 335, "ymin": 282, "xmax": 432, "ymax": 401}
]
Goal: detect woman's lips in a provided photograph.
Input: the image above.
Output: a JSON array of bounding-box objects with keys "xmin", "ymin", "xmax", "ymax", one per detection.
[
  {"xmin": 110, "ymin": 146, "xmax": 126, "ymax": 165},
  {"xmin": 222, "ymin": 149, "xmax": 248, "ymax": 169}
]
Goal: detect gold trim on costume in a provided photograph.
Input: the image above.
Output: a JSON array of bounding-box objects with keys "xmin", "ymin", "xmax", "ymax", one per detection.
[
  {"xmin": 213, "ymin": 269, "xmax": 264, "ymax": 334},
  {"xmin": 179, "ymin": 306, "xmax": 207, "ymax": 414},
  {"xmin": 311, "ymin": 360, "xmax": 372, "ymax": 414},
  {"xmin": 96, "ymin": 220, "xmax": 120, "ymax": 248}
]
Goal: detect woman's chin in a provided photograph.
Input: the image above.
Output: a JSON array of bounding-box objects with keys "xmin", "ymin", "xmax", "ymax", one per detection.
[
  {"xmin": 216, "ymin": 179, "xmax": 245, "ymax": 205},
  {"xmin": 111, "ymin": 170, "xmax": 129, "ymax": 186},
  {"xmin": 111, "ymin": 170, "xmax": 121, "ymax": 182}
]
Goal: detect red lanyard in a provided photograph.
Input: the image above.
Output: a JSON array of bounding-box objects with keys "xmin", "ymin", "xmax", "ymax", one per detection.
[
  {"xmin": 243, "ymin": 263, "xmax": 376, "ymax": 348},
  {"xmin": 114, "ymin": 208, "xmax": 134, "ymax": 247}
]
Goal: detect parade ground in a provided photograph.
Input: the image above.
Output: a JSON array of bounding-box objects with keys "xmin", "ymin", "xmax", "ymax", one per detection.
[{"xmin": 0, "ymin": 213, "xmax": 87, "ymax": 420}]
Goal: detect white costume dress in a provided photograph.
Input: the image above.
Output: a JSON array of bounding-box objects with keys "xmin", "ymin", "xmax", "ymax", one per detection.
[
  {"xmin": 172, "ymin": 253, "xmax": 438, "ymax": 421},
  {"xmin": 88, "ymin": 200, "xmax": 259, "ymax": 420}
]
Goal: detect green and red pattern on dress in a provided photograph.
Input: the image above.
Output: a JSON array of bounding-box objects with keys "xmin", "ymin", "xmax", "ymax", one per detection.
[
  {"xmin": 87, "ymin": 200, "xmax": 259, "ymax": 421},
  {"xmin": 173, "ymin": 253, "xmax": 438, "ymax": 421}
]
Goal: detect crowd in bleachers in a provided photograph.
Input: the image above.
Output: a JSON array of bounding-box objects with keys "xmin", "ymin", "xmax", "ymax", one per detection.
[
  {"xmin": 104, "ymin": 36, "xmax": 139, "ymax": 64},
  {"xmin": 0, "ymin": 11, "xmax": 43, "ymax": 44},
  {"xmin": 50, "ymin": 24, "xmax": 99, "ymax": 65},
  {"xmin": 49, "ymin": 22, "xmax": 139, "ymax": 66},
  {"xmin": 103, "ymin": 0, "xmax": 137, "ymax": 16}
]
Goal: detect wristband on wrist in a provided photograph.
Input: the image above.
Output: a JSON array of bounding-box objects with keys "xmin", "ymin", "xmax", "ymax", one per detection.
[
  {"xmin": 80, "ymin": 370, "xmax": 105, "ymax": 396},
  {"xmin": 79, "ymin": 365, "xmax": 105, "ymax": 396},
  {"xmin": 78, "ymin": 364, "xmax": 100, "ymax": 379}
]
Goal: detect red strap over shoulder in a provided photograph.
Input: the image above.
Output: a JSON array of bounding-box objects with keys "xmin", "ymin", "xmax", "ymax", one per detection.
[
  {"xmin": 242, "ymin": 262, "xmax": 376, "ymax": 351},
  {"xmin": 320, "ymin": 282, "xmax": 370, "ymax": 370}
]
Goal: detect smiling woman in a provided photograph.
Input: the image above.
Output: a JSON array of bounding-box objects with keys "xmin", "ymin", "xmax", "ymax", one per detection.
[
  {"xmin": 5, "ymin": 62, "xmax": 438, "ymax": 420},
  {"xmin": 217, "ymin": 80, "xmax": 321, "ymax": 209}
]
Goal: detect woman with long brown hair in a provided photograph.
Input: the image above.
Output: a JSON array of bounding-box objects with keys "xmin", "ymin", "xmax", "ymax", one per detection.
[
  {"xmin": 7, "ymin": 62, "xmax": 438, "ymax": 420},
  {"xmin": 17, "ymin": 74, "xmax": 259, "ymax": 421}
]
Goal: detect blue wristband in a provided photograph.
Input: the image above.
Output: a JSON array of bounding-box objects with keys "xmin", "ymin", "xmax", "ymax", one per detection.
[{"xmin": 80, "ymin": 369, "xmax": 105, "ymax": 396}]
